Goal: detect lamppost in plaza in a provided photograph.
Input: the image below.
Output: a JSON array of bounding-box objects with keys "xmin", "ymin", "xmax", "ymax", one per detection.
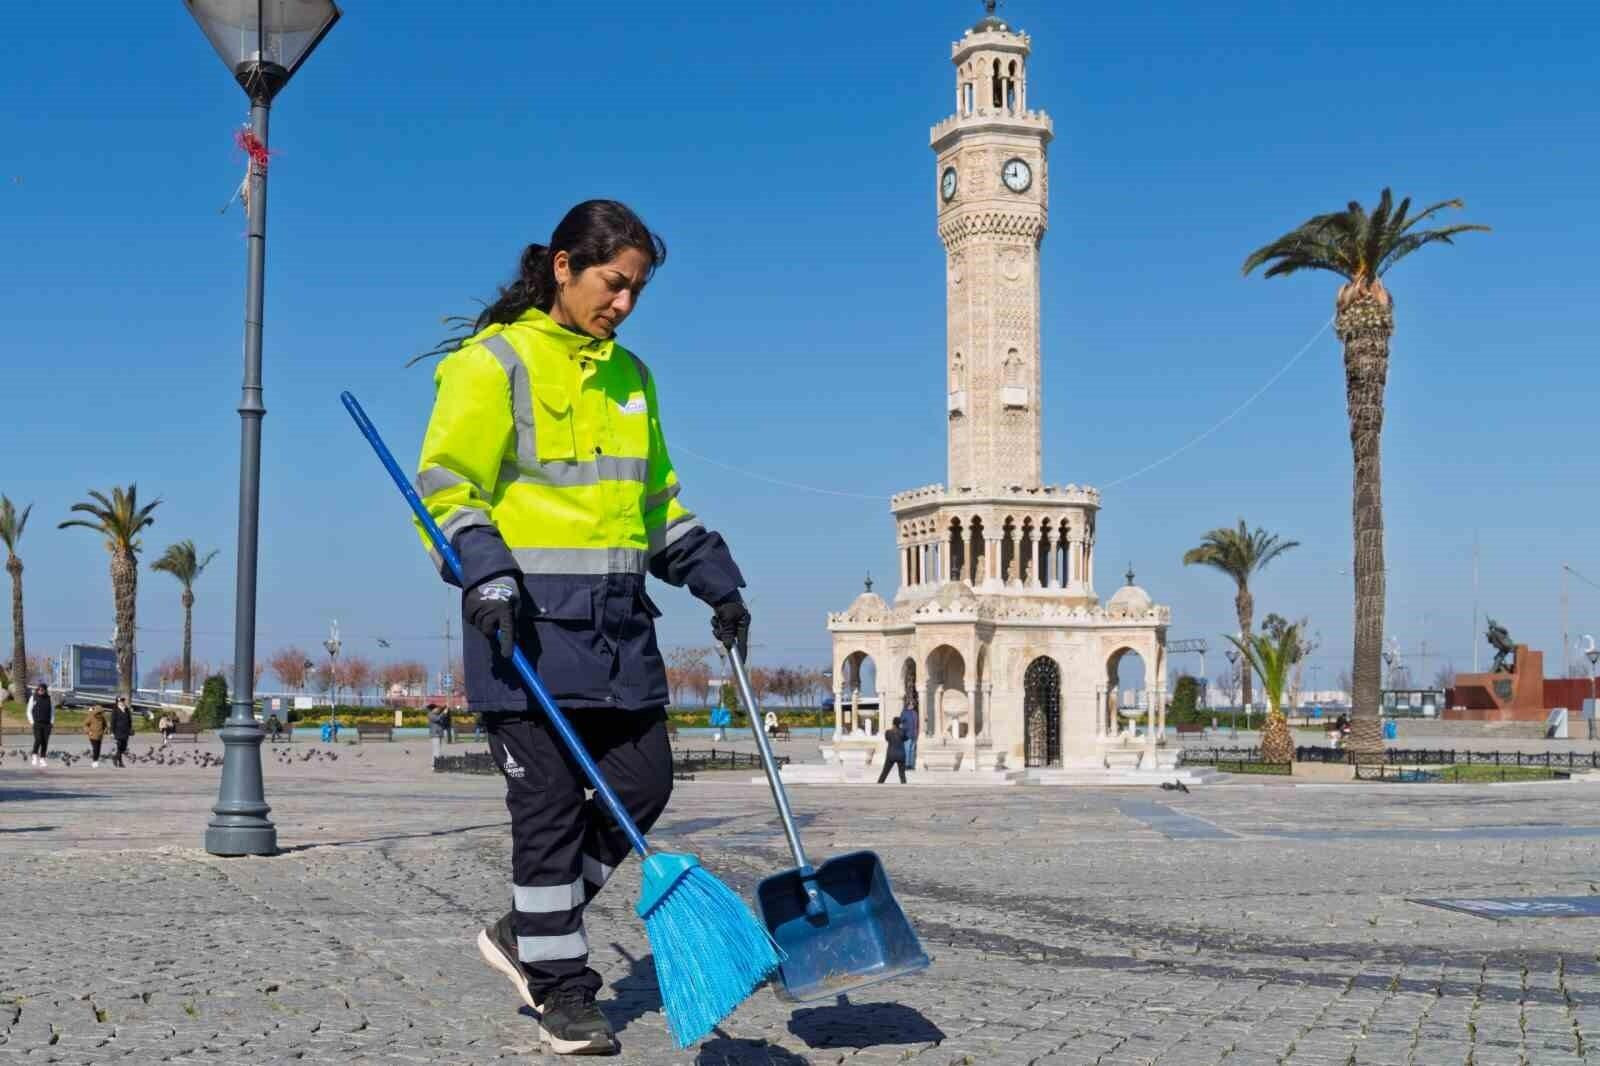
[
  {"xmin": 1224, "ymin": 647, "xmax": 1239, "ymax": 738},
  {"xmin": 190, "ymin": 0, "xmax": 341, "ymax": 857},
  {"xmin": 1585, "ymin": 636, "xmax": 1598, "ymax": 741},
  {"xmin": 323, "ymin": 621, "xmax": 342, "ymax": 722}
]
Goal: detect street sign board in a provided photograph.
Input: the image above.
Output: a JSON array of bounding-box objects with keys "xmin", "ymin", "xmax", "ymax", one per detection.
[{"xmin": 62, "ymin": 643, "xmax": 129, "ymax": 693}]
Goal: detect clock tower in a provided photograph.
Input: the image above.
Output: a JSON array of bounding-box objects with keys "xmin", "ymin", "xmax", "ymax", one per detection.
[
  {"xmin": 932, "ymin": 2, "xmax": 1052, "ymax": 492},
  {"xmin": 821, "ymin": 3, "xmax": 1172, "ymax": 783}
]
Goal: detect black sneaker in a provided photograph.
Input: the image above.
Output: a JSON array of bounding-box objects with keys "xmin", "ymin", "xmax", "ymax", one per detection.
[
  {"xmin": 475, "ymin": 912, "xmax": 538, "ymax": 1011},
  {"xmin": 539, "ymin": 984, "xmax": 617, "ymax": 1056}
]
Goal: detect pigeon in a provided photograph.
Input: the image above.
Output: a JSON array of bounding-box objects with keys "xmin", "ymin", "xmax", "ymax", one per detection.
[{"xmin": 1160, "ymin": 780, "xmax": 1190, "ymax": 793}]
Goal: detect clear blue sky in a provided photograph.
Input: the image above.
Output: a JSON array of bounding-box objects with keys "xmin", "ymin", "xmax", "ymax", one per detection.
[{"xmin": 4, "ymin": 1, "xmax": 1598, "ymax": 691}]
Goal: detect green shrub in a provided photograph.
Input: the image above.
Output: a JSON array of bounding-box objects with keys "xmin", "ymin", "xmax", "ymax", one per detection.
[
  {"xmin": 194, "ymin": 674, "xmax": 230, "ymax": 729},
  {"xmin": 1168, "ymin": 675, "xmax": 1206, "ymax": 724}
]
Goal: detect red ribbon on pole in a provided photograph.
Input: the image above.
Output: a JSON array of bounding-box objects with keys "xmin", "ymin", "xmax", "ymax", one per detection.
[{"xmin": 234, "ymin": 127, "xmax": 274, "ymax": 169}]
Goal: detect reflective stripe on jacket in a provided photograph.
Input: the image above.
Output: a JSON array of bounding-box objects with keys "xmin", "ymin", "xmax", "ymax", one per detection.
[{"xmin": 415, "ymin": 307, "xmax": 743, "ymax": 711}]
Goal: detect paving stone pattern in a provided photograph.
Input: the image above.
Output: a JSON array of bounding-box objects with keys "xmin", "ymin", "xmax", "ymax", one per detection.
[{"xmin": 5, "ymin": 739, "xmax": 1600, "ymax": 1063}]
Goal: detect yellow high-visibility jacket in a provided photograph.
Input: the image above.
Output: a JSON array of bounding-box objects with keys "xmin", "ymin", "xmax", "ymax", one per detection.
[{"xmin": 415, "ymin": 307, "xmax": 743, "ymax": 711}]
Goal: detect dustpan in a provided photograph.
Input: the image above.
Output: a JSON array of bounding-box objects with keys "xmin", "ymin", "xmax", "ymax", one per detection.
[{"xmin": 729, "ymin": 650, "xmax": 930, "ymax": 1002}]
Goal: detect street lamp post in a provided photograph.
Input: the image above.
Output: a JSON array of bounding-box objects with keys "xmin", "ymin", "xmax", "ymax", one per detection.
[
  {"xmin": 1224, "ymin": 648, "xmax": 1239, "ymax": 739},
  {"xmin": 1586, "ymin": 642, "xmax": 1598, "ymax": 742},
  {"xmin": 191, "ymin": 1, "xmax": 340, "ymax": 856},
  {"xmin": 324, "ymin": 622, "xmax": 342, "ymax": 725}
]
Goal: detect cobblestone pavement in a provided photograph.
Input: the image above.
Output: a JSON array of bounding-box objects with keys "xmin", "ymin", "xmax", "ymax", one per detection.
[{"xmin": 6, "ymin": 738, "xmax": 1600, "ymax": 1064}]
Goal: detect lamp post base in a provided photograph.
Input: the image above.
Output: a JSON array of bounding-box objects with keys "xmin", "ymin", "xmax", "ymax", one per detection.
[{"xmin": 205, "ymin": 718, "xmax": 277, "ymax": 856}]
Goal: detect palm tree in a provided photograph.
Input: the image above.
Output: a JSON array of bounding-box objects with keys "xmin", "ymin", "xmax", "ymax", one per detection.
[
  {"xmin": 1227, "ymin": 624, "xmax": 1301, "ymax": 764},
  {"xmin": 0, "ymin": 496, "xmax": 32, "ymax": 702},
  {"xmin": 59, "ymin": 485, "xmax": 161, "ymax": 698},
  {"xmin": 151, "ymin": 540, "xmax": 219, "ymax": 695},
  {"xmin": 1182, "ymin": 520, "xmax": 1299, "ymax": 711},
  {"xmin": 1244, "ymin": 188, "xmax": 1487, "ymax": 759}
]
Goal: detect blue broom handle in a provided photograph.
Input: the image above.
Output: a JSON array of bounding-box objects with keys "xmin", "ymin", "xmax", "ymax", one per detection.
[{"xmin": 341, "ymin": 391, "xmax": 651, "ymax": 859}]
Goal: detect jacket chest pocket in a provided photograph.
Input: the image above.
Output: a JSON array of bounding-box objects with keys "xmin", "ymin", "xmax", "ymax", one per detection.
[
  {"xmin": 532, "ymin": 383, "xmax": 577, "ymax": 462},
  {"xmin": 609, "ymin": 391, "xmax": 650, "ymax": 458}
]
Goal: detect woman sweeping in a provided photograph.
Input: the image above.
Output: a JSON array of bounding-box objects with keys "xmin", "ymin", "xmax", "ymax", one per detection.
[{"xmin": 414, "ymin": 200, "xmax": 751, "ymax": 1055}]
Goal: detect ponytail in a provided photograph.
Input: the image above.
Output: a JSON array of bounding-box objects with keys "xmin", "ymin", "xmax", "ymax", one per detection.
[{"xmin": 414, "ymin": 200, "xmax": 666, "ymax": 364}]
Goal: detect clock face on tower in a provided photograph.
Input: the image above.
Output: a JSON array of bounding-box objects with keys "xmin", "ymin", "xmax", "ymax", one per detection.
[
  {"xmin": 940, "ymin": 166, "xmax": 958, "ymax": 202},
  {"xmin": 1001, "ymin": 157, "xmax": 1032, "ymax": 193}
]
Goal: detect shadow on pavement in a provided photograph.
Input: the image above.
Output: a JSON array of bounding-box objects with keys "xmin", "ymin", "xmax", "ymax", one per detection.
[
  {"xmin": 276, "ymin": 821, "xmax": 509, "ymax": 853},
  {"xmin": 787, "ymin": 997, "xmax": 944, "ymax": 1049},
  {"xmin": 695, "ymin": 1034, "xmax": 811, "ymax": 1065},
  {"xmin": 602, "ymin": 943, "xmax": 663, "ymax": 1035},
  {"xmin": 0, "ymin": 787, "xmax": 95, "ymax": 803}
]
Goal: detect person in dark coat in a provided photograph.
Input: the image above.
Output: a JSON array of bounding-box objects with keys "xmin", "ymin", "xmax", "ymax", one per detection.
[
  {"xmin": 877, "ymin": 723, "xmax": 908, "ymax": 784},
  {"xmin": 898, "ymin": 705, "xmax": 919, "ymax": 771},
  {"xmin": 26, "ymin": 682, "xmax": 53, "ymax": 767},
  {"xmin": 110, "ymin": 697, "xmax": 134, "ymax": 768}
]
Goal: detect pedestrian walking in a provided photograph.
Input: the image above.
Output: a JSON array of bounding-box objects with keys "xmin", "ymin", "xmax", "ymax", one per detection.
[
  {"xmin": 877, "ymin": 722, "xmax": 909, "ymax": 784},
  {"xmin": 84, "ymin": 705, "xmax": 108, "ymax": 768},
  {"xmin": 427, "ymin": 705, "xmax": 445, "ymax": 760},
  {"xmin": 266, "ymin": 712, "xmax": 284, "ymax": 743},
  {"xmin": 110, "ymin": 697, "xmax": 134, "ymax": 768},
  {"xmin": 414, "ymin": 200, "xmax": 750, "ymax": 1055},
  {"xmin": 26, "ymin": 682, "xmax": 53, "ymax": 767},
  {"xmin": 158, "ymin": 713, "xmax": 175, "ymax": 746},
  {"xmin": 898, "ymin": 703, "xmax": 919, "ymax": 770}
]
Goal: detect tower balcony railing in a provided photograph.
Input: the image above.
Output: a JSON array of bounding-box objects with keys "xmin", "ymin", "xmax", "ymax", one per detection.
[{"xmin": 930, "ymin": 107, "xmax": 1052, "ymax": 142}]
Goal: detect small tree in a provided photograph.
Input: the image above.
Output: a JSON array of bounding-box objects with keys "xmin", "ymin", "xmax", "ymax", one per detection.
[
  {"xmin": 400, "ymin": 660, "xmax": 430, "ymax": 693},
  {"xmin": 339, "ymin": 655, "xmax": 374, "ymax": 706},
  {"xmin": 1433, "ymin": 663, "xmax": 1456, "ymax": 691},
  {"xmin": 193, "ymin": 673, "xmax": 230, "ymax": 729},
  {"xmin": 1227, "ymin": 625, "xmax": 1301, "ymax": 764},
  {"xmin": 269, "ymin": 646, "xmax": 312, "ymax": 692},
  {"xmin": 1169, "ymin": 675, "xmax": 1201, "ymax": 723}
]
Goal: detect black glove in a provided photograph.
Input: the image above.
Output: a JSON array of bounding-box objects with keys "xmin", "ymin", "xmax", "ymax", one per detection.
[
  {"xmin": 711, "ymin": 599, "xmax": 751, "ymax": 662},
  {"xmin": 465, "ymin": 576, "xmax": 520, "ymax": 659}
]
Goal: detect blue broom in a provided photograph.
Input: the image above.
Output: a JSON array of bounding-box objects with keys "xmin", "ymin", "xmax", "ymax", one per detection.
[{"xmin": 341, "ymin": 391, "xmax": 782, "ymax": 1047}]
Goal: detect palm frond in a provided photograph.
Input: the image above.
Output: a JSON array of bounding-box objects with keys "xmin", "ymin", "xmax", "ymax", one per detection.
[
  {"xmin": 1245, "ymin": 188, "xmax": 1485, "ymax": 290},
  {"xmin": 1377, "ymin": 224, "xmax": 1492, "ymax": 276},
  {"xmin": 1396, "ymin": 198, "xmax": 1466, "ymax": 234},
  {"xmin": 0, "ymin": 496, "xmax": 32, "ymax": 552}
]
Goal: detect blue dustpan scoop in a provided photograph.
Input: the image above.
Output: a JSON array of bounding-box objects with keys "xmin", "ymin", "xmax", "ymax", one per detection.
[{"xmin": 755, "ymin": 850, "xmax": 930, "ymax": 1003}]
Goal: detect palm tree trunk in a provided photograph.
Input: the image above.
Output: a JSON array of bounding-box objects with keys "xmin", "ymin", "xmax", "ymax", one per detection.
[
  {"xmin": 1235, "ymin": 586, "xmax": 1254, "ymax": 711},
  {"xmin": 181, "ymin": 588, "xmax": 194, "ymax": 695},
  {"xmin": 111, "ymin": 548, "xmax": 137, "ymax": 699},
  {"xmin": 7, "ymin": 556, "xmax": 24, "ymax": 703},
  {"xmin": 1339, "ymin": 292, "xmax": 1393, "ymax": 762}
]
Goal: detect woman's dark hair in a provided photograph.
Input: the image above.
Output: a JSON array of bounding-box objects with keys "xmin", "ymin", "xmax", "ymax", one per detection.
[{"xmin": 417, "ymin": 200, "xmax": 666, "ymax": 362}]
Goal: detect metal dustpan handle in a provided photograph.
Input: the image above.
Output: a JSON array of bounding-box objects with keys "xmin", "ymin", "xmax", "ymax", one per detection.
[{"xmin": 729, "ymin": 648, "xmax": 810, "ymax": 872}]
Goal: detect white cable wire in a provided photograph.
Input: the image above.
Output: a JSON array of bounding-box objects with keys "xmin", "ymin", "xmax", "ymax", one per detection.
[
  {"xmin": 1097, "ymin": 317, "xmax": 1334, "ymax": 491},
  {"xmin": 672, "ymin": 316, "xmax": 1335, "ymax": 501},
  {"xmin": 672, "ymin": 444, "xmax": 892, "ymax": 501}
]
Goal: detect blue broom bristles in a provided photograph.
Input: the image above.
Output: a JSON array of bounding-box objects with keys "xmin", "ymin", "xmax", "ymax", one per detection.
[{"xmin": 637, "ymin": 853, "xmax": 785, "ymax": 1047}]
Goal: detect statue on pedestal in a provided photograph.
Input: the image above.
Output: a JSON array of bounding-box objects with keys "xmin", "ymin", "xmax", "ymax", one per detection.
[{"xmin": 1486, "ymin": 618, "xmax": 1515, "ymax": 673}]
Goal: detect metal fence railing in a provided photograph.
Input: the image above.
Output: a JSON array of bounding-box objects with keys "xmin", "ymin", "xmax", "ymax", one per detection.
[
  {"xmin": 1179, "ymin": 745, "xmax": 1600, "ymax": 772},
  {"xmin": 433, "ymin": 748, "xmax": 788, "ymax": 777},
  {"xmin": 1354, "ymin": 763, "xmax": 1570, "ymax": 783}
]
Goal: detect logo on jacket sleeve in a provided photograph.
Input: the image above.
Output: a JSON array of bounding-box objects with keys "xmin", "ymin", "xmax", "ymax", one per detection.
[
  {"xmin": 501, "ymin": 746, "xmax": 525, "ymax": 779},
  {"xmin": 617, "ymin": 393, "xmax": 647, "ymax": 416}
]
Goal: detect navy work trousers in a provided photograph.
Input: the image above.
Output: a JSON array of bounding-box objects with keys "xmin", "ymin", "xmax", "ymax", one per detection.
[{"xmin": 487, "ymin": 707, "xmax": 673, "ymax": 998}]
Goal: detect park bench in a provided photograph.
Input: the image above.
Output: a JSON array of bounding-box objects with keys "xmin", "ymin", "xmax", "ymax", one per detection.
[
  {"xmin": 770, "ymin": 723, "xmax": 792, "ymax": 740},
  {"xmin": 170, "ymin": 721, "xmax": 202, "ymax": 744},
  {"xmin": 356, "ymin": 723, "xmax": 393, "ymax": 743},
  {"xmin": 1175, "ymin": 722, "xmax": 1206, "ymax": 736}
]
